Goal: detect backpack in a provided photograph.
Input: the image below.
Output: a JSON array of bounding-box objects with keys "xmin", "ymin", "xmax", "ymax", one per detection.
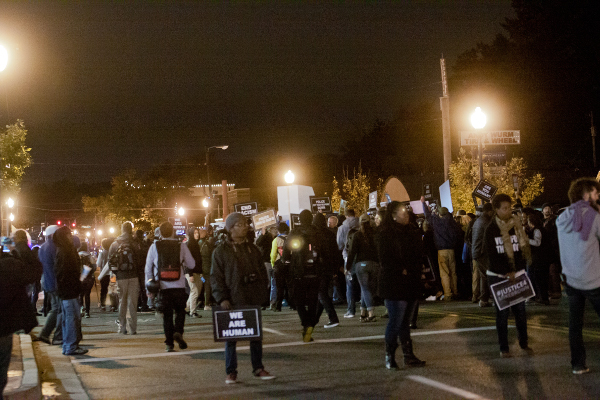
[
  {"xmin": 80, "ymin": 253, "xmax": 96, "ymax": 291},
  {"xmin": 108, "ymin": 240, "xmax": 136, "ymax": 272},
  {"xmin": 286, "ymin": 229, "xmax": 318, "ymax": 278},
  {"xmin": 156, "ymin": 240, "xmax": 182, "ymax": 281}
]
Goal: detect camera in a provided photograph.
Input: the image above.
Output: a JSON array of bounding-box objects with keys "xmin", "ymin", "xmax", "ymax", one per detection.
[{"xmin": 243, "ymin": 274, "xmax": 257, "ymax": 284}]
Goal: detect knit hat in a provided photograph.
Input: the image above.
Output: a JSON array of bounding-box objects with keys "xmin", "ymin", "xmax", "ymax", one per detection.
[
  {"xmin": 225, "ymin": 212, "xmax": 246, "ymax": 232},
  {"xmin": 45, "ymin": 225, "xmax": 59, "ymax": 237}
]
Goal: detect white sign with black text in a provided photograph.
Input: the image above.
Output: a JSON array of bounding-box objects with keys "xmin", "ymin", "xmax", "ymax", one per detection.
[{"xmin": 490, "ymin": 270, "xmax": 536, "ymax": 311}]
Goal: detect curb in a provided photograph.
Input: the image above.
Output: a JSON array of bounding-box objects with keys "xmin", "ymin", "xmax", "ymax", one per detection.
[{"xmin": 3, "ymin": 334, "xmax": 42, "ymax": 400}]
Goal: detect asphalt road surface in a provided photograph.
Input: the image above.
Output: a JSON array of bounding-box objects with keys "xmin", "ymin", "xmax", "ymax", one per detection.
[{"xmin": 32, "ymin": 293, "xmax": 600, "ymax": 399}]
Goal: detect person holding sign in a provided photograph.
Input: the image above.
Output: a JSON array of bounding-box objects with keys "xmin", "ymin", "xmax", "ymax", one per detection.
[
  {"xmin": 211, "ymin": 212, "xmax": 275, "ymax": 384},
  {"xmin": 483, "ymin": 194, "xmax": 532, "ymax": 358},
  {"xmin": 557, "ymin": 178, "xmax": 600, "ymax": 374}
]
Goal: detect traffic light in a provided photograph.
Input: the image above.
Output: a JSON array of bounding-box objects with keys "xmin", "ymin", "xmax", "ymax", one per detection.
[
  {"xmin": 72, "ymin": 222, "xmax": 76, "ymax": 228},
  {"xmin": 57, "ymin": 220, "xmax": 61, "ymax": 226}
]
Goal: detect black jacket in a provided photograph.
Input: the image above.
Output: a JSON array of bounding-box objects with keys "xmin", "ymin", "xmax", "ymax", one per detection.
[
  {"xmin": 314, "ymin": 224, "xmax": 343, "ymax": 277},
  {"xmin": 55, "ymin": 245, "xmax": 82, "ymax": 300},
  {"xmin": 0, "ymin": 253, "xmax": 38, "ymax": 336},
  {"xmin": 346, "ymin": 230, "xmax": 379, "ymax": 272},
  {"xmin": 471, "ymin": 214, "xmax": 492, "ymax": 260},
  {"xmin": 211, "ymin": 238, "xmax": 269, "ymax": 307},
  {"xmin": 483, "ymin": 218, "xmax": 527, "ymax": 275},
  {"xmin": 255, "ymin": 232, "xmax": 274, "ymax": 263},
  {"xmin": 376, "ymin": 222, "xmax": 423, "ymax": 301}
]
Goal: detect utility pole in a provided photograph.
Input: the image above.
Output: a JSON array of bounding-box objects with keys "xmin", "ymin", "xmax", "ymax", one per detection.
[{"xmin": 440, "ymin": 56, "xmax": 451, "ymax": 181}]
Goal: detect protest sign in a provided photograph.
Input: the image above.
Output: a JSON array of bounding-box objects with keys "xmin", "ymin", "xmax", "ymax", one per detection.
[
  {"xmin": 290, "ymin": 213, "xmax": 301, "ymax": 229},
  {"xmin": 439, "ymin": 181, "xmax": 453, "ymax": 213},
  {"xmin": 168, "ymin": 217, "xmax": 187, "ymax": 236},
  {"xmin": 310, "ymin": 196, "xmax": 332, "ymax": 214},
  {"xmin": 423, "ymin": 184, "xmax": 433, "ymax": 200},
  {"xmin": 490, "ymin": 271, "xmax": 536, "ymax": 311},
  {"xmin": 213, "ymin": 306, "xmax": 262, "ymax": 342},
  {"xmin": 368, "ymin": 191, "xmax": 378, "ymax": 209},
  {"xmin": 472, "ymin": 180, "xmax": 498, "ymax": 202},
  {"xmin": 252, "ymin": 209, "xmax": 277, "ymax": 231},
  {"xmin": 234, "ymin": 202, "xmax": 258, "ymax": 216}
]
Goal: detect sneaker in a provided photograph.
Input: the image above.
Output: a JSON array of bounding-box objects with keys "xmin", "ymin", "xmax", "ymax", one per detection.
[
  {"xmin": 204, "ymin": 305, "xmax": 212, "ymax": 311},
  {"xmin": 344, "ymin": 312, "xmax": 355, "ymax": 318},
  {"xmin": 84, "ymin": 312, "xmax": 90, "ymax": 318},
  {"xmin": 173, "ymin": 332, "xmax": 188, "ymax": 350},
  {"xmin": 225, "ymin": 372, "xmax": 238, "ymax": 384},
  {"xmin": 324, "ymin": 321, "xmax": 339, "ymax": 328},
  {"xmin": 573, "ymin": 366, "xmax": 590, "ymax": 375},
  {"xmin": 189, "ymin": 313, "xmax": 197, "ymax": 318},
  {"xmin": 253, "ymin": 368, "xmax": 276, "ymax": 380},
  {"xmin": 165, "ymin": 345, "xmax": 175, "ymax": 352},
  {"xmin": 521, "ymin": 346, "xmax": 534, "ymax": 356},
  {"xmin": 100, "ymin": 306, "xmax": 106, "ymax": 312},
  {"xmin": 479, "ymin": 300, "xmax": 492, "ymax": 307},
  {"xmin": 500, "ymin": 351, "xmax": 511, "ymax": 358},
  {"xmin": 65, "ymin": 347, "xmax": 88, "ymax": 356},
  {"xmin": 33, "ymin": 335, "xmax": 51, "ymax": 345}
]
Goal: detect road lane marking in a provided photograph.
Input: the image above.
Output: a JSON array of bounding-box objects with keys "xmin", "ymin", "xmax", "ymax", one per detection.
[
  {"xmin": 406, "ymin": 375, "xmax": 492, "ymax": 400},
  {"xmin": 263, "ymin": 328, "xmax": 287, "ymax": 336},
  {"xmin": 72, "ymin": 326, "xmax": 499, "ymax": 364}
]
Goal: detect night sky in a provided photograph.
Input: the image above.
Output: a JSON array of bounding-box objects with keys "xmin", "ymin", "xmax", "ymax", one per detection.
[{"xmin": 0, "ymin": 1, "xmax": 513, "ymax": 184}]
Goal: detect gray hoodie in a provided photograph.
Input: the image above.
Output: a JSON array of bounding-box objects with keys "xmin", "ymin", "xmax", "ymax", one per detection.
[
  {"xmin": 336, "ymin": 216, "xmax": 360, "ymax": 259},
  {"xmin": 557, "ymin": 205, "xmax": 600, "ymax": 290}
]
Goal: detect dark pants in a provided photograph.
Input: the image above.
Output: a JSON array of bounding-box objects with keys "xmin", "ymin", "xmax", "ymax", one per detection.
[
  {"xmin": 316, "ymin": 274, "xmax": 339, "ymax": 324},
  {"xmin": 274, "ymin": 264, "xmax": 295, "ymax": 310},
  {"xmin": 100, "ymin": 275, "xmax": 110, "ymax": 307},
  {"xmin": 346, "ymin": 274, "xmax": 359, "ymax": 314},
  {"xmin": 40, "ymin": 291, "xmax": 62, "ymax": 341},
  {"xmin": 565, "ymin": 284, "xmax": 600, "ymax": 369},
  {"xmin": 528, "ymin": 263, "xmax": 550, "ymax": 303},
  {"xmin": 1, "ymin": 334, "xmax": 12, "ymax": 398},
  {"xmin": 161, "ymin": 288, "xmax": 187, "ymax": 346},
  {"xmin": 138, "ymin": 273, "xmax": 148, "ymax": 310},
  {"xmin": 225, "ymin": 340, "xmax": 263, "ymax": 375},
  {"xmin": 80, "ymin": 284, "xmax": 92, "ymax": 314},
  {"xmin": 488, "ymin": 275, "xmax": 528, "ymax": 352},
  {"xmin": 294, "ymin": 276, "xmax": 320, "ymax": 328},
  {"xmin": 384, "ymin": 299, "xmax": 415, "ymax": 351}
]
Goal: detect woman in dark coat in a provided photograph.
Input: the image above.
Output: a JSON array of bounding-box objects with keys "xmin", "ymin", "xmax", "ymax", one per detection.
[{"xmin": 376, "ymin": 201, "xmax": 426, "ymax": 370}]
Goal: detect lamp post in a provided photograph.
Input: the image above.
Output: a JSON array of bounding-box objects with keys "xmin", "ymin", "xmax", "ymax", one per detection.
[
  {"xmin": 205, "ymin": 145, "xmax": 228, "ymax": 221},
  {"xmin": 6, "ymin": 197, "xmax": 14, "ymax": 236},
  {"xmin": 284, "ymin": 170, "xmax": 294, "ymax": 222},
  {"xmin": 0, "ymin": 45, "xmax": 8, "ymax": 237},
  {"xmin": 470, "ymin": 107, "xmax": 487, "ymax": 183}
]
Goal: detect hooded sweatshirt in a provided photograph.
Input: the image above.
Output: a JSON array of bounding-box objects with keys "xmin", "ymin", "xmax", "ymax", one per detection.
[
  {"xmin": 337, "ymin": 216, "xmax": 360, "ymax": 259},
  {"xmin": 39, "ymin": 236, "xmax": 57, "ymax": 292},
  {"xmin": 557, "ymin": 202, "xmax": 600, "ymax": 290}
]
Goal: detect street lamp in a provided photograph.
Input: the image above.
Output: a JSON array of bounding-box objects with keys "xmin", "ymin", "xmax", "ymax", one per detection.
[
  {"xmin": 202, "ymin": 198, "xmax": 209, "ymax": 208},
  {"xmin": 178, "ymin": 207, "xmax": 185, "ymax": 216},
  {"xmin": 284, "ymin": 170, "xmax": 295, "ymax": 184},
  {"xmin": 471, "ymin": 107, "xmax": 487, "ymax": 182},
  {"xmin": 205, "ymin": 145, "xmax": 228, "ymax": 221},
  {"xmin": 6, "ymin": 197, "xmax": 14, "ymax": 235},
  {"xmin": 97, "ymin": 230, "xmax": 103, "ymax": 236},
  {"xmin": 109, "ymin": 227, "xmax": 115, "ymax": 234}
]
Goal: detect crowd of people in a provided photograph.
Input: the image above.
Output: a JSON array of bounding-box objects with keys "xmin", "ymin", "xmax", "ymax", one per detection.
[{"xmin": 3, "ymin": 176, "xmax": 600, "ymax": 393}]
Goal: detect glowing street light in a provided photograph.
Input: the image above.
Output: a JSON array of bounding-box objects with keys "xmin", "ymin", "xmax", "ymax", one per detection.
[
  {"xmin": 471, "ymin": 107, "xmax": 487, "ymax": 129},
  {"xmin": 109, "ymin": 227, "xmax": 115, "ymax": 234},
  {"xmin": 9, "ymin": 213, "xmax": 14, "ymax": 221},
  {"xmin": 7, "ymin": 198, "xmax": 14, "ymax": 208},
  {"xmin": 178, "ymin": 207, "xmax": 185, "ymax": 216},
  {"xmin": 97, "ymin": 230, "xmax": 103, "ymax": 236},
  {"xmin": 202, "ymin": 198, "xmax": 209, "ymax": 208},
  {"xmin": 284, "ymin": 170, "xmax": 295, "ymax": 184},
  {"xmin": 0, "ymin": 45, "xmax": 8, "ymax": 72},
  {"xmin": 86, "ymin": 232, "xmax": 91, "ymax": 237},
  {"xmin": 471, "ymin": 107, "xmax": 487, "ymax": 184}
]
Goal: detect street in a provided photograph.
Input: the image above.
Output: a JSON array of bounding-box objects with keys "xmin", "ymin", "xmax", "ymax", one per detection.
[{"xmin": 31, "ymin": 293, "xmax": 600, "ymax": 400}]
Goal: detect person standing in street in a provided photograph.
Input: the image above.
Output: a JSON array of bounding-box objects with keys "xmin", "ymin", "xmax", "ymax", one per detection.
[
  {"xmin": 471, "ymin": 202, "xmax": 494, "ymax": 307},
  {"xmin": 185, "ymin": 227, "xmax": 202, "ymax": 317},
  {"xmin": 54, "ymin": 226, "xmax": 88, "ymax": 356},
  {"xmin": 377, "ymin": 201, "xmax": 425, "ymax": 370},
  {"xmin": 483, "ymin": 194, "xmax": 532, "ymax": 358},
  {"xmin": 108, "ymin": 222, "xmax": 141, "ymax": 335},
  {"xmin": 199, "ymin": 226, "xmax": 215, "ymax": 310},
  {"xmin": 211, "ymin": 212, "xmax": 275, "ymax": 384},
  {"xmin": 36, "ymin": 225, "xmax": 62, "ymax": 345},
  {"xmin": 1, "ymin": 243, "xmax": 39, "ymax": 396},
  {"xmin": 145, "ymin": 221, "xmax": 195, "ymax": 352},
  {"xmin": 557, "ymin": 178, "xmax": 600, "ymax": 374}
]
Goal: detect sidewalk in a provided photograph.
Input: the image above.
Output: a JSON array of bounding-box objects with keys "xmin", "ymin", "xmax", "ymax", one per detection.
[{"xmin": 3, "ymin": 334, "xmax": 41, "ymax": 400}]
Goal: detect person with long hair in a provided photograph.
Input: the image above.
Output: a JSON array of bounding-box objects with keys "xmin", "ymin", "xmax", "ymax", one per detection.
[
  {"xmin": 377, "ymin": 201, "xmax": 425, "ymax": 369},
  {"xmin": 347, "ymin": 214, "xmax": 379, "ymax": 322},
  {"xmin": 54, "ymin": 226, "xmax": 88, "ymax": 355},
  {"xmin": 96, "ymin": 238, "xmax": 114, "ymax": 312}
]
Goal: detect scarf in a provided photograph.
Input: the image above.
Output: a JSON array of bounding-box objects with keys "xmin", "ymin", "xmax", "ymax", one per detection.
[
  {"xmin": 570, "ymin": 199, "xmax": 598, "ymax": 241},
  {"xmin": 495, "ymin": 215, "xmax": 531, "ymax": 271}
]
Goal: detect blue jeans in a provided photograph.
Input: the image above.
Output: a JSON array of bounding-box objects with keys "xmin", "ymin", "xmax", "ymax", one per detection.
[
  {"xmin": 565, "ymin": 284, "xmax": 600, "ymax": 368},
  {"xmin": 1, "ymin": 334, "xmax": 12, "ymax": 397},
  {"xmin": 355, "ymin": 261, "xmax": 379, "ymax": 311},
  {"xmin": 384, "ymin": 299, "xmax": 412, "ymax": 351},
  {"xmin": 40, "ymin": 291, "xmax": 62, "ymax": 341},
  {"xmin": 488, "ymin": 275, "xmax": 528, "ymax": 352},
  {"xmin": 225, "ymin": 340, "xmax": 263, "ymax": 375},
  {"xmin": 346, "ymin": 274, "xmax": 359, "ymax": 314},
  {"xmin": 61, "ymin": 298, "xmax": 81, "ymax": 354}
]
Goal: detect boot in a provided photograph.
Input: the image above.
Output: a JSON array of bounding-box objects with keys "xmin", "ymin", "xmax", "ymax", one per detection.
[
  {"xmin": 385, "ymin": 344, "xmax": 399, "ymax": 370},
  {"xmin": 401, "ymin": 339, "xmax": 426, "ymax": 367}
]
